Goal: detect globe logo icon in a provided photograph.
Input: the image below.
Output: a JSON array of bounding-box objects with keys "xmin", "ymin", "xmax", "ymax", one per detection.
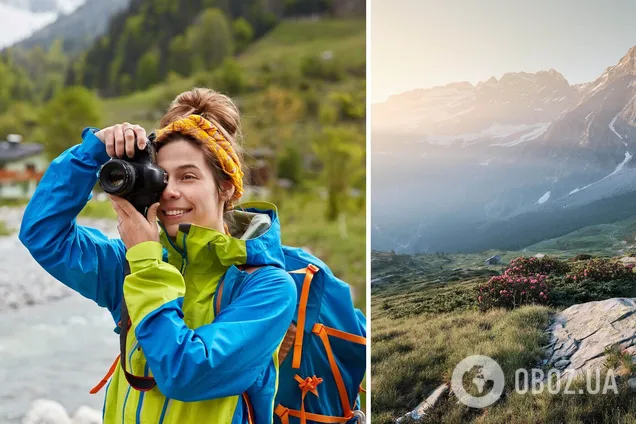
[{"xmin": 451, "ymin": 355, "xmax": 505, "ymax": 408}]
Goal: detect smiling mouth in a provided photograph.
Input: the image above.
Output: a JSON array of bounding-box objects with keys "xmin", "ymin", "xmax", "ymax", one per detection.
[{"xmin": 162, "ymin": 209, "xmax": 193, "ymax": 218}]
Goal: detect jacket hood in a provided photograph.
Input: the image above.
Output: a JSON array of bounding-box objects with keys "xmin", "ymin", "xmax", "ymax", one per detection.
[{"xmin": 158, "ymin": 201, "xmax": 286, "ymax": 275}]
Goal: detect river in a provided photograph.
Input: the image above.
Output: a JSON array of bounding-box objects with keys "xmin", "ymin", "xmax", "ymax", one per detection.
[{"xmin": 0, "ymin": 207, "xmax": 119, "ymax": 423}]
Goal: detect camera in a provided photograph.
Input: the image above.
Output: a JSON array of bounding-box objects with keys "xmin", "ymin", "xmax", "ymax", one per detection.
[{"xmin": 98, "ymin": 133, "xmax": 168, "ymax": 217}]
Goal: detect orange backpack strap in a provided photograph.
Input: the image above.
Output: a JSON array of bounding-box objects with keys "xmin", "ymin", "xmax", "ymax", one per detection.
[
  {"xmin": 311, "ymin": 323, "xmax": 367, "ymax": 420},
  {"xmin": 89, "ymin": 354, "xmax": 121, "ymax": 394},
  {"xmin": 288, "ymin": 264, "xmax": 319, "ymax": 369}
]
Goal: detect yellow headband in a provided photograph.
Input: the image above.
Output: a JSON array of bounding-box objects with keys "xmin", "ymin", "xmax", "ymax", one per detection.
[{"xmin": 155, "ymin": 114, "xmax": 244, "ymax": 205}]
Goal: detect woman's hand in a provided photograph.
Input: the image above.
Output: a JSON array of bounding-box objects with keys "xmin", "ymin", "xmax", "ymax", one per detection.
[
  {"xmin": 110, "ymin": 195, "xmax": 160, "ymax": 249},
  {"xmin": 95, "ymin": 122, "xmax": 147, "ymax": 158}
]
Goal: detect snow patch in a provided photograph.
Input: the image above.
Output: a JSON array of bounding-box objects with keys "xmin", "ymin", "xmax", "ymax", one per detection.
[
  {"xmin": 536, "ymin": 191, "xmax": 551, "ymax": 205},
  {"xmin": 490, "ymin": 122, "xmax": 551, "ymax": 147},
  {"xmin": 569, "ymin": 151, "xmax": 633, "ymax": 195},
  {"xmin": 423, "ymin": 122, "xmax": 550, "ymax": 147},
  {"xmin": 609, "ymin": 114, "xmax": 623, "ymax": 139},
  {"xmin": 586, "ymin": 72, "xmax": 609, "ymax": 97}
]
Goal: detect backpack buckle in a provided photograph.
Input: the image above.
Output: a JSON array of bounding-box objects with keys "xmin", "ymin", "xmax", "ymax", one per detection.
[{"xmin": 353, "ymin": 410, "xmax": 366, "ymax": 424}]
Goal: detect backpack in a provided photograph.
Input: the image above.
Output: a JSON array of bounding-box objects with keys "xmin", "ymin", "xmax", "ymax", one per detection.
[
  {"xmin": 215, "ymin": 246, "xmax": 367, "ymax": 424},
  {"xmin": 90, "ymin": 247, "xmax": 367, "ymax": 424}
]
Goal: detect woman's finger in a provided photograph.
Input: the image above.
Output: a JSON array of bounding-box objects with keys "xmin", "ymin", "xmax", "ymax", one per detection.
[
  {"xmin": 109, "ymin": 194, "xmax": 141, "ymax": 219},
  {"xmin": 123, "ymin": 124, "xmax": 136, "ymax": 158},
  {"xmin": 111, "ymin": 204, "xmax": 126, "ymax": 232},
  {"xmin": 110, "ymin": 199, "xmax": 125, "ymax": 220},
  {"xmin": 113, "ymin": 125, "xmax": 125, "ymax": 158},
  {"xmin": 146, "ymin": 203, "xmax": 160, "ymax": 224},
  {"xmin": 133, "ymin": 125, "xmax": 147, "ymax": 150},
  {"xmin": 108, "ymin": 195, "xmax": 131, "ymax": 218},
  {"xmin": 104, "ymin": 128, "xmax": 115, "ymax": 158}
]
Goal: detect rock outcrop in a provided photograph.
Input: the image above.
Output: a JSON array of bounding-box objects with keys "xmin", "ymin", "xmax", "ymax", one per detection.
[{"xmin": 543, "ymin": 298, "xmax": 636, "ymax": 379}]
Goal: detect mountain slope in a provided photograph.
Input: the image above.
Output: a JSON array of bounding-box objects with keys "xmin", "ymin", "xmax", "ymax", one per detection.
[
  {"xmin": 371, "ymin": 45, "xmax": 636, "ymax": 254},
  {"xmin": 0, "ymin": 0, "xmax": 83, "ymax": 14},
  {"xmin": 538, "ymin": 47, "xmax": 636, "ymax": 155},
  {"xmin": 8, "ymin": 0, "xmax": 130, "ymax": 53}
]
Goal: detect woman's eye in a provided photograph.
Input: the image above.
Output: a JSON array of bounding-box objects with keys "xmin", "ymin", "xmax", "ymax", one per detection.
[{"xmin": 182, "ymin": 174, "xmax": 196, "ymax": 180}]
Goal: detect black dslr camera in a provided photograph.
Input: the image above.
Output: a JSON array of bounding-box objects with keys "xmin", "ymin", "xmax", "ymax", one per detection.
[{"xmin": 98, "ymin": 132, "xmax": 168, "ymax": 217}]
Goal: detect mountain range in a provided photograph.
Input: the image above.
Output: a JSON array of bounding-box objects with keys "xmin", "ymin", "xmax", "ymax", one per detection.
[
  {"xmin": 372, "ymin": 45, "xmax": 636, "ymax": 254},
  {"xmin": 0, "ymin": 0, "xmax": 130, "ymax": 52}
]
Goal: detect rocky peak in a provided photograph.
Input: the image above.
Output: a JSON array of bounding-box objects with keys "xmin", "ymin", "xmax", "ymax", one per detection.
[{"xmin": 614, "ymin": 45, "xmax": 636, "ymax": 75}]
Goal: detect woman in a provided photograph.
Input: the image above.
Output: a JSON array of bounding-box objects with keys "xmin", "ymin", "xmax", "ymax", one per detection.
[{"xmin": 19, "ymin": 88, "xmax": 298, "ymax": 423}]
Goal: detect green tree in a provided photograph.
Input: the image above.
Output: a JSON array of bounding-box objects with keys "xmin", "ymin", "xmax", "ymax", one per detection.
[
  {"xmin": 119, "ymin": 74, "xmax": 133, "ymax": 95},
  {"xmin": 233, "ymin": 17, "xmax": 254, "ymax": 52},
  {"xmin": 137, "ymin": 48, "xmax": 161, "ymax": 90},
  {"xmin": 312, "ymin": 125, "xmax": 364, "ymax": 221},
  {"xmin": 168, "ymin": 34, "xmax": 194, "ymax": 76},
  {"xmin": 277, "ymin": 144, "xmax": 303, "ymax": 186},
  {"xmin": 0, "ymin": 102, "xmax": 39, "ymax": 140},
  {"xmin": 0, "ymin": 61, "xmax": 15, "ymax": 113},
  {"xmin": 8, "ymin": 66, "xmax": 35, "ymax": 104},
  {"xmin": 214, "ymin": 57, "xmax": 247, "ymax": 95},
  {"xmin": 37, "ymin": 86, "xmax": 102, "ymax": 158},
  {"xmin": 186, "ymin": 8, "xmax": 235, "ymax": 72}
]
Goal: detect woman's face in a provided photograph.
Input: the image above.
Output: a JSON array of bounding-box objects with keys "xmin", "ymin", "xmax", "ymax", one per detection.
[{"xmin": 156, "ymin": 140, "xmax": 227, "ymax": 237}]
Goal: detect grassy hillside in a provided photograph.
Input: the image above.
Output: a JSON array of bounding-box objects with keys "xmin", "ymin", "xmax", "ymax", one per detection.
[
  {"xmin": 371, "ymin": 222, "xmax": 636, "ymax": 423},
  {"xmin": 96, "ymin": 18, "xmax": 366, "ymax": 306},
  {"xmin": 101, "ymin": 18, "xmax": 365, "ymax": 130}
]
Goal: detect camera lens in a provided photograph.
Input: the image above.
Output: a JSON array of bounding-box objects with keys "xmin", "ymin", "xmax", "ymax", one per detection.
[{"xmin": 99, "ymin": 160, "xmax": 136, "ymax": 196}]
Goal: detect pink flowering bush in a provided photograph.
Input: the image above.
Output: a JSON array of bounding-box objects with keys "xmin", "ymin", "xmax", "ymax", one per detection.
[
  {"xmin": 549, "ymin": 258, "xmax": 636, "ymax": 306},
  {"xmin": 477, "ymin": 256, "xmax": 572, "ymax": 310},
  {"xmin": 479, "ymin": 255, "xmax": 636, "ymax": 310},
  {"xmin": 563, "ymin": 258, "xmax": 634, "ymax": 283},
  {"xmin": 506, "ymin": 256, "xmax": 570, "ymax": 277}
]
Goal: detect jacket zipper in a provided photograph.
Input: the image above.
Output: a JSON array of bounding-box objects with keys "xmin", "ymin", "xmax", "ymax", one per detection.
[
  {"xmin": 158, "ymin": 398, "xmax": 171, "ymax": 424},
  {"xmin": 135, "ymin": 362, "xmax": 149, "ymax": 424},
  {"xmin": 180, "ymin": 232, "xmax": 189, "ymax": 276},
  {"xmin": 158, "ymin": 222, "xmax": 188, "ymax": 276},
  {"xmin": 121, "ymin": 341, "xmax": 139, "ymax": 421}
]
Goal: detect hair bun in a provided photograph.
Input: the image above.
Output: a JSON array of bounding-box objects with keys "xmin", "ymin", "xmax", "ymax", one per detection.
[{"xmin": 160, "ymin": 87, "xmax": 241, "ymax": 140}]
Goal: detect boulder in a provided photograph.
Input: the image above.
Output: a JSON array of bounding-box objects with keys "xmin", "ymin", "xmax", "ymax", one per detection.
[{"xmin": 544, "ymin": 298, "xmax": 636, "ymax": 378}]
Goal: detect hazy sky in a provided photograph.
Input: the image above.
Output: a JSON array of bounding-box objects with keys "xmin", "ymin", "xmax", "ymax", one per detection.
[{"xmin": 371, "ymin": 0, "xmax": 636, "ymax": 103}]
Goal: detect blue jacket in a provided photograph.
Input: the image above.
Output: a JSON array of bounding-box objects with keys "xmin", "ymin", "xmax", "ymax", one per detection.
[{"xmin": 19, "ymin": 128, "xmax": 298, "ymax": 423}]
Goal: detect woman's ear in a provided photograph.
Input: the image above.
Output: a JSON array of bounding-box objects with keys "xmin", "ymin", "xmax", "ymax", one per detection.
[{"xmin": 221, "ymin": 181, "xmax": 235, "ymax": 203}]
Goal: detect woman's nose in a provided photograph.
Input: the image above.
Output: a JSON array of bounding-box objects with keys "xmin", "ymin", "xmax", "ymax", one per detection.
[{"xmin": 162, "ymin": 181, "xmax": 180, "ymax": 199}]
